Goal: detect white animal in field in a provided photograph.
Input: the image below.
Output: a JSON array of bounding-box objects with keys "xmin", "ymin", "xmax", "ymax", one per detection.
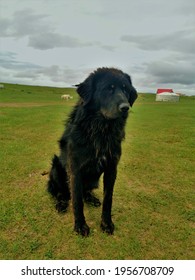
[
  {"xmin": 0, "ymin": 84, "xmax": 4, "ymax": 89},
  {"xmin": 61, "ymin": 94, "xmax": 73, "ymax": 100}
]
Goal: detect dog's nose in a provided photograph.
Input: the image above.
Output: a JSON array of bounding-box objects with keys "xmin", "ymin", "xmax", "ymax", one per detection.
[{"xmin": 119, "ymin": 103, "xmax": 130, "ymax": 113}]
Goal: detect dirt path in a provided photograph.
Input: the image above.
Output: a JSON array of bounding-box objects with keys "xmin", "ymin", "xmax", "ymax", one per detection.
[{"xmin": 0, "ymin": 102, "xmax": 70, "ymax": 108}]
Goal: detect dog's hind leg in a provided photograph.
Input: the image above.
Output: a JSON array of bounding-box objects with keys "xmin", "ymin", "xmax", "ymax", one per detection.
[
  {"xmin": 83, "ymin": 177, "xmax": 101, "ymax": 207},
  {"xmin": 48, "ymin": 155, "xmax": 70, "ymax": 212},
  {"xmin": 84, "ymin": 191, "xmax": 101, "ymax": 207}
]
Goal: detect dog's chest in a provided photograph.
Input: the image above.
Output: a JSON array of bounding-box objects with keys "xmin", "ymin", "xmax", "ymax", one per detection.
[
  {"xmin": 96, "ymin": 155, "xmax": 107, "ymax": 171},
  {"xmin": 93, "ymin": 140, "xmax": 119, "ymax": 171},
  {"xmin": 93, "ymin": 133, "xmax": 119, "ymax": 159}
]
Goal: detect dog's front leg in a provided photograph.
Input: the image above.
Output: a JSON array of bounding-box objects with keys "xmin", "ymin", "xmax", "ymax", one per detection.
[
  {"xmin": 101, "ymin": 165, "xmax": 117, "ymax": 234},
  {"xmin": 71, "ymin": 173, "xmax": 90, "ymax": 236}
]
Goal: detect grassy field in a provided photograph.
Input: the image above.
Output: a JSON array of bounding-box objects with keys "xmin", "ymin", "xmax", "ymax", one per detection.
[{"xmin": 0, "ymin": 83, "xmax": 194, "ymax": 260}]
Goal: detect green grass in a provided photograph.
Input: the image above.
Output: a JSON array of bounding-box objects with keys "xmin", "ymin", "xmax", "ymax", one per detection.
[{"xmin": 0, "ymin": 84, "xmax": 194, "ymax": 259}]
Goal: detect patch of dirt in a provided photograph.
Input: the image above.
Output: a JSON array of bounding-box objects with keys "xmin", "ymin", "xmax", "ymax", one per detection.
[{"xmin": 0, "ymin": 102, "xmax": 62, "ymax": 108}]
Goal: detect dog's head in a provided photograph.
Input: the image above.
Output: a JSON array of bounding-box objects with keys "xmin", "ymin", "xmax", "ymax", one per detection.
[{"xmin": 76, "ymin": 67, "xmax": 137, "ymax": 119}]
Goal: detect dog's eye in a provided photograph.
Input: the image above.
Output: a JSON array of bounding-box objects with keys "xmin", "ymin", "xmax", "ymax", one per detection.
[
  {"xmin": 122, "ymin": 84, "xmax": 126, "ymax": 92},
  {"xmin": 108, "ymin": 85, "xmax": 115, "ymax": 92}
]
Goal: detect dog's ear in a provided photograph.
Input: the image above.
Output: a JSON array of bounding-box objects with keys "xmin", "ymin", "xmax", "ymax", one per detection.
[
  {"xmin": 75, "ymin": 73, "xmax": 94, "ymax": 105},
  {"xmin": 124, "ymin": 73, "xmax": 138, "ymax": 107},
  {"xmin": 129, "ymin": 86, "xmax": 138, "ymax": 107}
]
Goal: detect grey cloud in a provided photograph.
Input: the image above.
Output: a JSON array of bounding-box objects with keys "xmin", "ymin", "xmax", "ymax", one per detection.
[
  {"xmin": 63, "ymin": 68, "xmax": 81, "ymax": 84},
  {"xmin": 12, "ymin": 9, "xmax": 52, "ymax": 37},
  {"xmin": 0, "ymin": 9, "xmax": 52, "ymax": 38},
  {"xmin": 0, "ymin": 8, "xmax": 114, "ymax": 51},
  {"xmin": 14, "ymin": 65, "xmax": 63, "ymax": 82},
  {"xmin": 28, "ymin": 31, "xmax": 113, "ymax": 51},
  {"xmin": 177, "ymin": 0, "xmax": 195, "ymax": 16},
  {"xmin": 0, "ymin": 52, "xmax": 83, "ymax": 84},
  {"xmin": 14, "ymin": 70, "xmax": 40, "ymax": 79},
  {"xmin": 0, "ymin": 18, "xmax": 11, "ymax": 36},
  {"xmin": 0, "ymin": 51, "xmax": 16, "ymax": 59},
  {"xmin": 13, "ymin": 66, "xmax": 85, "ymax": 85},
  {"xmin": 121, "ymin": 29, "xmax": 195, "ymax": 54},
  {"xmin": 0, "ymin": 51, "xmax": 44, "ymax": 81},
  {"xmin": 12, "ymin": 65, "xmax": 88, "ymax": 85},
  {"xmin": 146, "ymin": 60, "xmax": 195, "ymax": 86},
  {"xmin": 0, "ymin": 51, "xmax": 42, "ymax": 70},
  {"xmin": 100, "ymin": 45, "xmax": 116, "ymax": 51},
  {"xmin": 37, "ymin": 65, "xmax": 65, "ymax": 82},
  {"xmin": 13, "ymin": 65, "xmax": 62, "ymax": 82},
  {"xmin": 28, "ymin": 32, "xmax": 93, "ymax": 50}
]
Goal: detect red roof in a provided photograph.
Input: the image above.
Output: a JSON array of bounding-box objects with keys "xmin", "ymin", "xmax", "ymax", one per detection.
[{"xmin": 157, "ymin": 89, "xmax": 173, "ymax": 94}]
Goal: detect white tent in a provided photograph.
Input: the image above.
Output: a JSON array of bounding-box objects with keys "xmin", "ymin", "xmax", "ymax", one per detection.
[{"xmin": 156, "ymin": 92, "xmax": 180, "ymax": 102}]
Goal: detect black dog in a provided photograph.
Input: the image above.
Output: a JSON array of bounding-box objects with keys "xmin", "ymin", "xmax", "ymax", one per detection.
[{"xmin": 48, "ymin": 67, "xmax": 137, "ymax": 236}]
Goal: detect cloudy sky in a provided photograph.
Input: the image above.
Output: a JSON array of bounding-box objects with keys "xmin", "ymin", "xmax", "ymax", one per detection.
[{"xmin": 0, "ymin": 0, "xmax": 195, "ymax": 94}]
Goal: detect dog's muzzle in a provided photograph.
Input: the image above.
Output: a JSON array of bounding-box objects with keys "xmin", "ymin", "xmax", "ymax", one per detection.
[{"xmin": 119, "ymin": 103, "xmax": 130, "ymax": 113}]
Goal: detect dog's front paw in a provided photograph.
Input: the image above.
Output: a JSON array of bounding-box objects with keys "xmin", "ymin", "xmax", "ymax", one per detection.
[
  {"xmin": 101, "ymin": 220, "xmax": 115, "ymax": 235},
  {"xmin": 74, "ymin": 222, "xmax": 90, "ymax": 237}
]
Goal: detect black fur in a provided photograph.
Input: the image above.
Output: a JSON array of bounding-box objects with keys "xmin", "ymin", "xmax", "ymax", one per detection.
[{"xmin": 48, "ymin": 67, "xmax": 137, "ymax": 236}]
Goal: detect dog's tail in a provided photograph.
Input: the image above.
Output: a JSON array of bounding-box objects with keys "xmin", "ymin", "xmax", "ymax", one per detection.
[
  {"xmin": 48, "ymin": 155, "xmax": 70, "ymax": 212},
  {"xmin": 47, "ymin": 155, "xmax": 62, "ymax": 196}
]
